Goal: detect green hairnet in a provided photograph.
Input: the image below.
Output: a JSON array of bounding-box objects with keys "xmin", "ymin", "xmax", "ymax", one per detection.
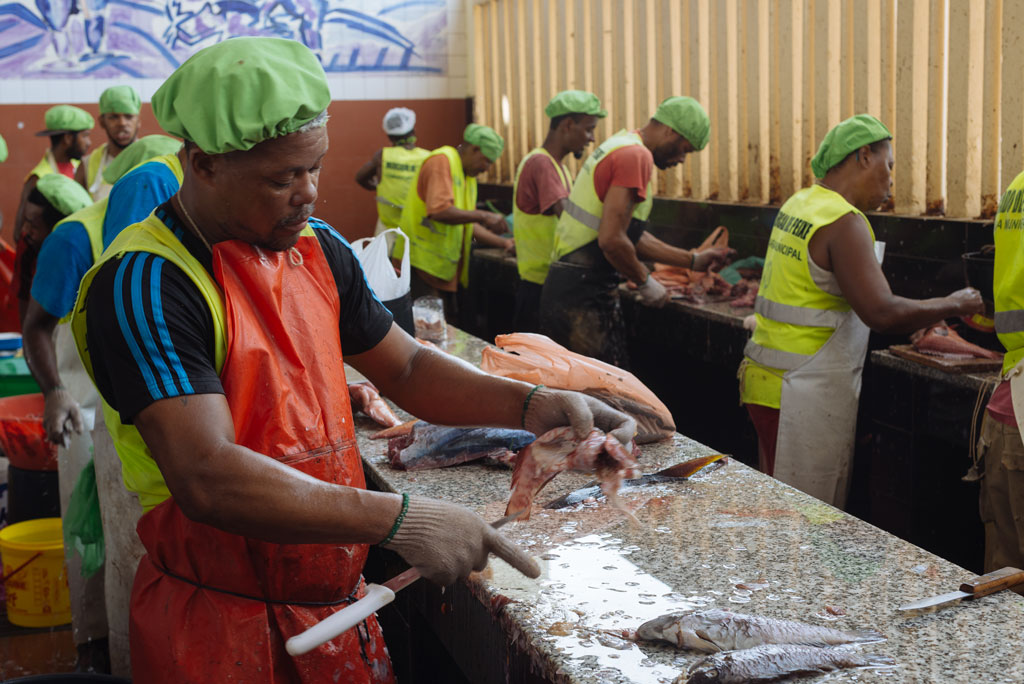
[
  {"xmin": 0, "ymin": 133, "xmax": 7, "ymax": 163},
  {"xmin": 35, "ymin": 174, "xmax": 93, "ymax": 216},
  {"xmin": 811, "ymin": 114, "xmax": 892, "ymax": 179},
  {"xmin": 99, "ymin": 85, "xmax": 141, "ymax": 115},
  {"xmin": 102, "ymin": 135, "xmax": 182, "ymax": 185},
  {"xmin": 463, "ymin": 123, "xmax": 504, "ymax": 162},
  {"xmin": 36, "ymin": 105, "xmax": 94, "ymax": 136},
  {"xmin": 152, "ymin": 37, "xmax": 331, "ymax": 154},
  {"xmin": 545, "ymin": 90, "xmax": 607, "ymax": 119},
  {"xmin": 652, "ymin": 96, "xmax": 710, "ymax": 150}
]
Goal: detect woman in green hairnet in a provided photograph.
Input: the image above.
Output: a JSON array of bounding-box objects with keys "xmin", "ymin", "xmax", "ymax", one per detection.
[{"xmin": 738, "ymin": 114, "xmax": 982, "ymax": 508}]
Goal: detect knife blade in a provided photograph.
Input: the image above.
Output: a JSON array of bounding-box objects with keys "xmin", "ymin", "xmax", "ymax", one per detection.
[
  {"xmin": 285, "ymin": 510, "xmax": 525, "ymax": 656},
  {"xmin": 897, "ymin": 566, "xmax": 1024, "ymax": 612},
  {"xmin": 541, "ymin": 453, "xmax": 727, "ymax": 510}
]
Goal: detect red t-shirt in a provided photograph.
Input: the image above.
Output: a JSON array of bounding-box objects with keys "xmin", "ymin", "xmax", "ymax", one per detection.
[
  {"xmin": 592, "ymin": 140, "xmax": 653, "ymax": 203},
  {"xmin": 56, "ymin": 161, "xmax": 76, "ymax": 178},
  {"xmin": 987, "ymin": 380, "xmax": 1016, "ymax": 426},
  {"xmin": 515, "ymin": 154, "xmax": 570, "ymax": 215}
]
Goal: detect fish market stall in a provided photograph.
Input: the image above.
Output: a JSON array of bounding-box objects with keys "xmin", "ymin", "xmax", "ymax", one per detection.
[{"xmin": 352, "ymin": 327, "xmax": 1024, "ymax": 684}]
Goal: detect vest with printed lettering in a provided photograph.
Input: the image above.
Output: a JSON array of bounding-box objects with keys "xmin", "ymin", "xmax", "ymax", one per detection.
[
  {"xmin": 994, "ymin": 170, "xmax": 1024, "ymax": 374},
  {"xmin": 513, "ymin": 147, "xmax": 572, "ymax": 284},
  {"xmin": 376, "ymin": 145, "xmax": 430, "ymax": 229}
]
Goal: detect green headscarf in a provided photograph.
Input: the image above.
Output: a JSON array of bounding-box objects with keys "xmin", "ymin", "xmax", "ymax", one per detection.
[
  {"xmin": 0, "ymin": 133, "xmax": 7, "ymax": 163},
  {"xmin": 35, "ymin": 174, "xmax": 93, "ymax": 216},
  {"xmin": 544, "ymin": 90, "xmax": 607, "ymax": 119},
  {"xmin": 811, "ymin": 114, "xmax": 892, "ymax": 179},
  {"xmin": 463, "ymin": 123, "xmax": 504, "ymax": 162},
  {"xmin": 99, "ymin": 85, "xmax": 141, "ymax": 115},
  {"xmin": 36, "ymin": 105, "xmax": 94, "ymax": 136},
  {"xmin": 102, "ymin": 135, "xmax": 183, "ymax": 185},
  {"xmin": 152, "ymin": 37, "xmax": 331, "ymax": 154},
  {"xmin": 652, "ymin": 96, "xmax": 710, "ymax": 151}
]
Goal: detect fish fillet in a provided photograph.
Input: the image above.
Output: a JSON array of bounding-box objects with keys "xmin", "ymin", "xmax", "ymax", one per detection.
[
  {"xmin": 387, "ymin": 422, "xmax": 535, "ymax": 471},
  {"xmin": 910, "ymin": 323, "xmax": 1001, "ymax": 360},
  {"xmin": 347, "ymin": 382, "xmax": 402, "ymax": 428},
  {"xmin": 680, "ymin": 644, "xmax": 895, "ymax": 684},
  {"xmin": 637, "ymin": 609, "xmax": 884, "ymax": 653},
  {"xmin": 505, "ymin": 427, "xmax": 640, "ymax": 520}
]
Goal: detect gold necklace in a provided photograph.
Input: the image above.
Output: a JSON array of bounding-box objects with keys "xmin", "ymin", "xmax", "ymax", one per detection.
[{"xmin": 174, "ymin": 196, "xmax": 213, "ymax": 253}]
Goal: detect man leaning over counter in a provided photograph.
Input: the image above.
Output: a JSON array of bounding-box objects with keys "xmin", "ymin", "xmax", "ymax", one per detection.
[
  {"xmin": 71, "ymin": 37, "xmax": 635, "ymax": 683},
  {"xmin": 739, "ymin": 114, "xmax": 983, "ymax": 509},
  {"xmin": 512, "ymin": 90, "xmax": 604, "ymax": 332},
  {"xmin": 539, "ymin": 96, "xmax": 732, "ymax": 368}
]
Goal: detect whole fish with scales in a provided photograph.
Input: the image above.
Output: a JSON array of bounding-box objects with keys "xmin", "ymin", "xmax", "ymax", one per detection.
[{"xmin": 678, "ymin": 643, "xmax": 895, "ymax": 684}]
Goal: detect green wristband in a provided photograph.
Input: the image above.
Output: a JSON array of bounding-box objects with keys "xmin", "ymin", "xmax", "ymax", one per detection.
[
  {"xmin": 380, "ymin": 493, "xmax": 409, "ymax": 546},
  {"xmin": 521, "ymin": 384, "xmax": 545, "ymax": 429}
]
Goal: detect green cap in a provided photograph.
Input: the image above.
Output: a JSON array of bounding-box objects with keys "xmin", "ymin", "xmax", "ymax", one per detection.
[
  {"xmin": 652, "ymin": 96, "xmax": 710, "ymax": 151},
  {"xmin": 102, "ymin": 134, "xmax": 183, "ymax": 185},
  {"xmin": 35, "ymin": 105, "xmax": 94, "ymax": 137},
  {"xmin": 99, "ymin": 85, "xmax": 141, "ymax": 115},
  {"xmin": 811, "ymin": 114, "xmax": 892, "ymax": 178},
  {"xmin": 0, "ymin": 133, "xmax": 7, "ymax": 163},
  {"xmin": 463, "ymin": 123, "xmax": 504, "ymax": 162},
  {"xmin": 35, "ymin": 173, "xmax": 93, "ymax": 216},
  {"xmin": 544, "ymin": 90, "xmax": 607, "ymax": 119},
  {"xmin": 152, "ymin": 37, "xmax": 331, "ymax": 154}
]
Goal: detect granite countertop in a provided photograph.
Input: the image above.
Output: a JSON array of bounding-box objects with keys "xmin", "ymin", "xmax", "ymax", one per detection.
[
  {"xmin": 871, "ymin": 349, "xmax": 1002, "ymax": 392},
  {"xmin": 350, "ymin": 327, "xmax": 1024, "ymax": 684}
]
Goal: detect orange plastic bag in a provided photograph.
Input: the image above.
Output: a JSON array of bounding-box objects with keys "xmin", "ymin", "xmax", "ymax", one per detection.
[
  {"xmin": 0, "ymin": 238, "xmax": 19, "ymax": 333},
  {"xmin": 480, "ymin": 333, "xmax": 675, "ymax": 443},
  {"xmin": 0, "ymin": 393, "xmax": 58, "ymax": 471}
]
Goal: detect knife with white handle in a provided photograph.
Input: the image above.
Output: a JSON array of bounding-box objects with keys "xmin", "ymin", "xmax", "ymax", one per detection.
[{"xmin": 898, "ymin": 566, "xmax": 1024, "ymax": 613}]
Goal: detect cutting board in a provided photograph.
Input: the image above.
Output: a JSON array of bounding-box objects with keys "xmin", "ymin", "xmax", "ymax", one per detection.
[{"xmin": 888, "ymin": 344, "xmax": 1003, "ymax": 374}]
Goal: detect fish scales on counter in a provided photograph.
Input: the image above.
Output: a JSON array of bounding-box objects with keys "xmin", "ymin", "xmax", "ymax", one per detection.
[
  {"xmin": 387, "ymin": 422, "xmax": 535, "ymax": 471},
  {"xmin": 505, "ymin": 426, "xmax": 640, "ymax": 520},
  {"xmin": 480, "ymin": 333, "xmax": 675, "ymax": 443},
  {"xmin": 910, "ymin": 322, "xmax": 1002, "ymax": 360},
  {"xmin": 347, "ymin": 382, "xmax": 402, "ymax": 428},
  {"xmin": 679, "ymin": 644, "xmax": 896, "ymax": 684},
  {"xmin": 637, "ymin": 609, "xmax": 884, "ymax": 653}
]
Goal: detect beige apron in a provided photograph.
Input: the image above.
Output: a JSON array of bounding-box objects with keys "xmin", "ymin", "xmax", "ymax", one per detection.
[{"xmin": 772, "ymin": 242, "xmax": 885, "ymax": 509}]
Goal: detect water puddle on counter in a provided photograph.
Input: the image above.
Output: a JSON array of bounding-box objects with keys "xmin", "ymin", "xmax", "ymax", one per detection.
[{"xmin": 488, "ymin": 533, "xmax": 714, "ymax": 683}]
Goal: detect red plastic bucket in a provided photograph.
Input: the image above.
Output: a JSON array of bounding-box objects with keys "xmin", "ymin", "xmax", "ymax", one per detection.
[{"xmin": 0, "ymin": 393, "xmax": 58, "ymax": 471}]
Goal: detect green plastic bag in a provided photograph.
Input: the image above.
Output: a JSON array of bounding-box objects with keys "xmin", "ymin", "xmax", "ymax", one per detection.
[
  {"xmin": 64, "ymin": 458, "xmax": 105, "ymax": 577},
  {"xmin": 718, "ymin": 255, "xmax": 765, "ymax": 285}
]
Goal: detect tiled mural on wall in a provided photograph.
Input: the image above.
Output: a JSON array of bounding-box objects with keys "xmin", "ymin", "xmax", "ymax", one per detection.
[{"xmin": 0, "ymin": 0, "xmax": 447, "ymax": 77}]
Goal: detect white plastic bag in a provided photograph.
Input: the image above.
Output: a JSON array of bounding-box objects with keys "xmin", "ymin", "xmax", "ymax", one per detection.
[{"xmin": 351, "ymin": 228, "xmax": 414, "ymax": 333}]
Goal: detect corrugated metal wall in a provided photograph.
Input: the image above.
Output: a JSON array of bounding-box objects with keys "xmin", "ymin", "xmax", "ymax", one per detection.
[{"xmin": 470, "ymin": 0, "xmax": 1021, "ymax": 219}]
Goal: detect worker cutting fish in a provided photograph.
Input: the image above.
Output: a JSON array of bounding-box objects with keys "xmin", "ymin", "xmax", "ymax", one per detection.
[{"xmin": 68, "ymin": 37, "xmax": 636, "ymax": 683}]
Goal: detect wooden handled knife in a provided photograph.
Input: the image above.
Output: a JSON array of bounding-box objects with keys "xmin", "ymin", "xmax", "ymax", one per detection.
[{"xmin": 897, "ymin": 566, "xmax": 1024, "ymax": 612}]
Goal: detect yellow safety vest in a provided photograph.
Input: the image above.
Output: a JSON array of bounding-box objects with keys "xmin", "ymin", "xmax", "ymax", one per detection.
[
  {"xmin": 53, "ymin": 198, "xmax": 109, "ymax": 320},
  {"xmin": 551, "ymin": 130, "xmax": 654, "ymax": 260},
  {"xmin": 994, "ymin": 170, "xmax": 1024, "ymax": 374},
  {"xmin": 512, "ymin": 147, "xmax": 572, "ymax": 285},
  {"xmin": 25, "ymin": 150, "xmax": 79, "ymax": 182},
  {"xmin": 85, "ymin": 143, "xmax": 113, "ymax": 200},
  {"xmin": 73, "ymin": 217, "xmax": 324, "ymax": 511},
  {"xmin": 740, "ymin": 184, "xmax": 873, "ymax": 408},
  {"xmin": 376, "ymin": 145, "xmax": 430, "ymax": 229},
  {"xmin": 397, "ymin": 146, "xmax": 478, "ymax": 287}
]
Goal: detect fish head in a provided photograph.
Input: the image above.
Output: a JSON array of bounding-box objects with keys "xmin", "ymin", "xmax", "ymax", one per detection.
[
  {"xmin": 683, "ymin": 660, "xmax": 721, "ymax": 684},
  {"xmin": 637, "ymin": 611, "xmax": 721, "ymax": 652}
]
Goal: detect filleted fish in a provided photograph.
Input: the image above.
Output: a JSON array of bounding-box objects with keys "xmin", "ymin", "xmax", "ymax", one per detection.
[
  {"xmin": 636, "ymin": 609, "xmax": 884, "ymax": 653},
  {"xmin": 678, "ymin": 643, "xmax": 895, "ymax": 683}
]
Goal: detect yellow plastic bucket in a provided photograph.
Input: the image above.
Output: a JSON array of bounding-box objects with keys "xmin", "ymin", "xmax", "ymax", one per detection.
[{"xmin": 0, "ymin": 518, "xmax": 70, "ymax": 627}]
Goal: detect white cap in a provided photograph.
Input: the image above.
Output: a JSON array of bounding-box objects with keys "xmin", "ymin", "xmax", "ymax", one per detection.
[{"xmin": 383, "ymin": 107, "xmax": 416, "ymax": 136}]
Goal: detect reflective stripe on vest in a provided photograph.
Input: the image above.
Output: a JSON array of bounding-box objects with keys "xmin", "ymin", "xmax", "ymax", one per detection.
[
  {"xmin": 397, "ymin": 146, "xmax": 477, "ymax": 287},
  {"xmin": 377, "ymin": 146, "xmax": 430, "ymax": 229},
  {"xmin": 512, "ymin": 147, "xmax": 572, "ymax": 285},
  {"xmin": 552, "ymin": 130, "xmax": 654, "ymax": 260},
  {"xmin": 993, "ymin": 169, "xmax": 1024, "ymax": 374}
]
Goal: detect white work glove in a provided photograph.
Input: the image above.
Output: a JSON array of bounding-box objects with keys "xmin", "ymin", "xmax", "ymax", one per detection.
[
  {"xmin": 637, "ymin": 274, "xmax": 668, "ymax": 308},
  {"xmin": 386, "ymin": 496, "xmax": 540, "ymax": 585},
  {"xmin": 43, "ymin": 387, "xmax": 84, "ymax": 448},
  {"xmin": 523, "ymin": 387, "xmax": 637, "ymax": 446}
]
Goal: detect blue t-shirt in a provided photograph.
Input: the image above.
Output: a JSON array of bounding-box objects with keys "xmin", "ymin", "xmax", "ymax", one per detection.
[{"xmin": 31, "ymin": 159, "xmax": 182, "ymax": 319}]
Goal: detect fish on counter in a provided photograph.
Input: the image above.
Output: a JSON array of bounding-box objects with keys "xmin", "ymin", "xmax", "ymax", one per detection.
[
  {"xmin": 387, "ymin": 422, "xmax": 535, "ymax": 471},
  {"xmin": 348, "ymin": 382, "xmax": 402, "ymax": 428},
  {"xmin": 679, "ymin": 643, "xmax": 896, "ymax": 684},
  {"xmin": 910, "ymin": 322, "xmax": 1002, "ymax": 360},
  {"xmin": 369, "ymin": 419, "xmax": 419, "ymax": 440},
  {"xmin": 728, "ymin": 279, "xmax": 759, "ymax": 309},
  {"xmin": 636, "ymin": 609, "xmax": 884, "ymax": 653},
  {"xmin": 505, "ymin": 426, "xmax": 641, "ymax": 520}
]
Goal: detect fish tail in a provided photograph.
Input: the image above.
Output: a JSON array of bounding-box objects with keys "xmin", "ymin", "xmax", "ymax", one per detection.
[
  {"xmin": 846, "ymin": 629, "xmax": 886, "ymax": 643},
  {"xmin": 861, "ymin": 653, "xmax": 897, "ymax": 668}
]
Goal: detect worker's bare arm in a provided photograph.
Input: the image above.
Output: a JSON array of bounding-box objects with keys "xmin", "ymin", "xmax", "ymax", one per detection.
[
  {"xmin": 348, "ymin": 324, "xmax": 532, "ymax": 429},
  {"xmin": 12, "ymin": 177, "xmax": 38, "ymax": 244},
  {"xmin": 597, "ymin": 185, "xmax": 647, "ymax": 283},
  {"xmin": 430, "ymin": 205, "xmax": 508, "ymax": 234},
  {"xmin": 814, "ymin": 212, "xmax": 982, "ymax": 334},
  {"xmin": 354, "ymin": 148, "xmax": 382, "ymax": 190},
  {"xmin": 22, "ymin": 298, "xmax": 61, "ymax": 393},
  {"xmin": 133, "ymin": 393, "xmax": 402, "ymax": 543}
]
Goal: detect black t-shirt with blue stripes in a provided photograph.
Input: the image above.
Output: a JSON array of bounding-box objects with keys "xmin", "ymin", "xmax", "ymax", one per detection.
[{"xmin": 85, "ymin": 202, "xmax": 393, "ymax": 424}]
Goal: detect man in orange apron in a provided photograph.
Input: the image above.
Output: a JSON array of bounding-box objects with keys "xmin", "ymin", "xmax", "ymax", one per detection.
[{"xmin": 71, "ymin": 38, "xmax": 635, "ymax": 683}]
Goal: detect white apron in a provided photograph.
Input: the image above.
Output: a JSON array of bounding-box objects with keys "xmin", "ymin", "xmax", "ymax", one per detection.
[{"xmin": 772, "ymin": 242, "xmax": 885, "ymax": 509}]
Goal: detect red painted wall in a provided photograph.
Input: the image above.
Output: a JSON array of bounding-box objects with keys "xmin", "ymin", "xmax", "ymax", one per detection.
[{"xmin": 0, "ymin": 98, "xmax": 469, "ymax": 244}]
